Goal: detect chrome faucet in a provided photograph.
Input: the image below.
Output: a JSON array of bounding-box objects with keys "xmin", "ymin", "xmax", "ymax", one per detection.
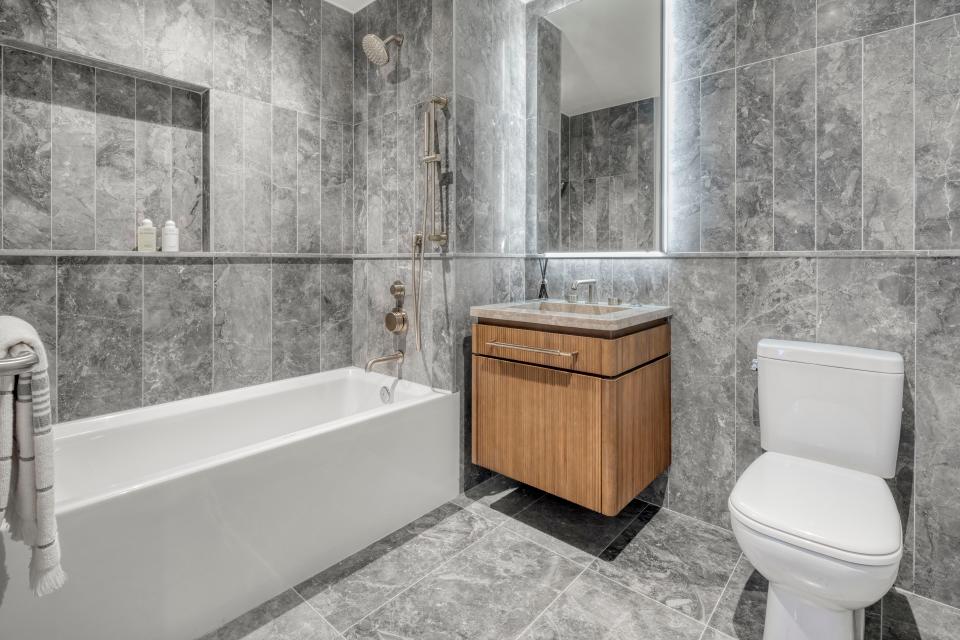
[
  {"xmin": 566, "ymin": 279, "xmax": 598, "ymax": 304},
  {"xmin": 365, "ymin": 350, "xmax": 404, "ymax": 373}
]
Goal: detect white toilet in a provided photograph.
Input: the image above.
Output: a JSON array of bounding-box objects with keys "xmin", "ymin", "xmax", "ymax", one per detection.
[{"xmin": 729, "ymin": 339, "xmax": 905, "ymax": 640}]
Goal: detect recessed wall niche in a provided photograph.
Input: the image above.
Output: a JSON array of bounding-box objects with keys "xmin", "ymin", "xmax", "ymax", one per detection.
[{"xmin": 1, "ymin": 40, "xmax": 208, "ymax": 252}]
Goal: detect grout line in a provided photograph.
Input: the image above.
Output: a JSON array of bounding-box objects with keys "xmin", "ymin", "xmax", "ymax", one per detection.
[
  {"xmin": 704, "ymin": 552, "xmax": 743, "ymax": 633},
  {"xmin": 340, "ymin": 519, "xmax": 507, "ymax": 636},
  {"xmin": 512, "ymin": 564, "xmax": 589, "ymax": 639},
  {"xmin": 860, "ymin": 35, "xmax": 865, "ymax": 250},
  {"xmin": 291, "ymin": 588, "xmax": 347, "ymax": 639}
]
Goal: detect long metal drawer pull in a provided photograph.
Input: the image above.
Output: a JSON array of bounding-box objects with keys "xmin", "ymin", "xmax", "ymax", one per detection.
[{"xmin": 486, "ymin": 341, "xmax": 578, "ymax": 359}]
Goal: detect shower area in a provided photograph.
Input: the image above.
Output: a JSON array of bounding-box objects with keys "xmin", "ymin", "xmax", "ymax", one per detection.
[{"xmin": 0, "ymin": 0, "xmax": 526, "ymax": 637}]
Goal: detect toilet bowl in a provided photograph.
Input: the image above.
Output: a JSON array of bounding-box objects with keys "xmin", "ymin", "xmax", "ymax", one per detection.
[{"xmin": 734, "ymin": 340, "xmax": 905, "ymax": 640}]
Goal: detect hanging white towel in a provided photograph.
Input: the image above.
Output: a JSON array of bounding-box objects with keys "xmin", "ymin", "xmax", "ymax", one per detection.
[{"xmin": 0, "ymin": 316, "xmax": 65, "ymax": 597}]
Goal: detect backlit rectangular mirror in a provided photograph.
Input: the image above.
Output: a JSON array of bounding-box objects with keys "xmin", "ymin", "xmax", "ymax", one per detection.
[{"xmin": 531, "ymin": 0, "xmax": 663, "ymax": 254}]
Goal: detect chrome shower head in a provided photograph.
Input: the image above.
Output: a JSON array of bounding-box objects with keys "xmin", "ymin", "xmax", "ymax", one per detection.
[{"xmin": 362, "ymin": 33, "xmax": 403, "ymax": 66}]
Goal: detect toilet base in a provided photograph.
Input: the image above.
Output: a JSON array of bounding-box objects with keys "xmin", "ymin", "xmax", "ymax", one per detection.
[{"xmin": 764, "ymin": 584, "xmax": 864, "ymax": 640}]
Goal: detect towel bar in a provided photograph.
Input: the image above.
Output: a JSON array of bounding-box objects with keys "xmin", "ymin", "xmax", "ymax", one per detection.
[{"xmin": 0, "ymin": 351, "xmax": 38, "ymax": 375}]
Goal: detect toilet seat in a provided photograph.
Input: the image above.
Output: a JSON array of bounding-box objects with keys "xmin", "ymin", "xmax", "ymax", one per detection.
[{"xmin": 730, "ymin": 452, "xmax": 902, "ymax": 567}]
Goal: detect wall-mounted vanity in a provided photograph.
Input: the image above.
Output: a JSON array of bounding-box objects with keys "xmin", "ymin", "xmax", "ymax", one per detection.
[{"xmin": 469, "ymin": 298, "xmax": 672, "ymax": 516}]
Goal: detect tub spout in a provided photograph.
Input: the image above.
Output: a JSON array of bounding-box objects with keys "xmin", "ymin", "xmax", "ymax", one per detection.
[{"xmin": 365, "ymin": 350, "xmax": 404, "ymax": 373}]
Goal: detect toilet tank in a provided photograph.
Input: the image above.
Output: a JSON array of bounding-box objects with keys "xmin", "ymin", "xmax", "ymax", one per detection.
[{"xmin": 757, "ymin": 339, "xmax": 904, "ymax": 478}]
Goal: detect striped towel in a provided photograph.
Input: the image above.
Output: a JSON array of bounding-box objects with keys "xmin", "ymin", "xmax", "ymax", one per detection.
[{"xmin": 0, "ymin": 316, "xmax": 65, "ymax": 597}]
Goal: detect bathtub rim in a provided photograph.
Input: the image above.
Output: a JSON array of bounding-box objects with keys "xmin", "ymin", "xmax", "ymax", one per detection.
[{"xmin": 52, "ymin": 367, "xmax": 455, "ymax": 515}]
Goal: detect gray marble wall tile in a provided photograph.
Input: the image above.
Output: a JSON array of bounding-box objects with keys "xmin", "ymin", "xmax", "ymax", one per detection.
[
  {"xmin": 2, "ymin": 48, "xmax": 51, "ymax": 250},
  {"xmin": 669, "ymin": 259, "xmax": 736, "ymax": 380},
  {"xmin": 171, "ymin": 89, "xmax": 205, "ymax": 251},
  {"xmin": 320, "ymin": 260, "xmax": 352, "ymax": 370},
  {"xmin": 397, "ymin": 105, "xmax": 418, "ymax": 253},
  {"xmin": 396, "ymin": 0, "xmax": 431, "ymax": 111},
  {"xmin": 142, "ymin": 259, "xmax": 213, "ymax": 405},
  {"xmin": 352, "ymin": 122, "xmax": 368, "ymax": 253},
  {"xmin": 917, "ymin": 0, "xmax": 960, "ymax": 20},
  {"xmin": 916, "ymin": 16, "xmax": 960, "ymax": 249},
  {"xmin": 211, "ymin": 97, "xmax": 244, "ymax": 251},
  {"xmin": 58, "ymin": 0, "xmax": 143, "ymax": 68},
  {"xmin": 863, "ymin": 26, "xmax": 914, "ymax": 250},
  {"xmin": 699, "ymin": 65, "xmax": 739, "ymax": 250},
  {"xmin": 455, "ymin": 0, "xmax": 525, "ymax": 117},
  {"xmin": 668, "ymin": 259, "xmax": 737, "ymax": 526},
  {"xmin": 537, "ymin": 18, "xmax": 561, "ymax": 132},
  {"xmin": 95, "ymin": 70, "xmax": 136, "ymax": 250},
  {"xmin": 455, "ymin": 96, "xmax": 477, "ymax": 252},
  {"xmin": 735, "ymin": 258, "xmax": 816, "ymax": 476},
  {"xmin": 321, "ymin": 120, "xmax": 347, "ymax": 253},
  {"xmin": 817, "ymin": 40, "xmax": 863, "ymax": 250},
  {"xmin": 735, "ymin": 62, "xmax": 774, "ymax": 252},
  {"xmin": 636, "ymin": 99, "xmax": 657, "ymax": 251},
  {"xmin": 773, "ymin": 50, "xmax": 816, "ymax": 251},
  {"xmin": 297, "ymin": 112, "xmax": 323, "ymax": 253},
  {"xmin": 57, "ymin": 258, "xmax": 142, "ymax": 421},
  {"xmin": 51, "ymin": 59, "xmax": 96, "ymax": 250},
  {"xmin": 581, "ymin": 103, "xmax": 638, "ymax": 180},
  {"xmin": 817, "ymin": 257, "xmax": 916, "ymax": 588},
  {"xmin": 342, "ymin": 125, "xmax": 355, "ymax": 253},
  {"xmin": 272, "ymin": 0, "xmax": 323, "ymax": 114},
  {"xmin": 213, "ymin": 0, "xmax": 271, "ymax": 101},
  {"xmin": 321, "ymin": 1, "xmax": 354, "ymax": 122},
  {"xmin": 135, "ymin": 80, "xmax": 173, "ymax": 228},
  {"xmin": 381, "ymin": 111, "xmax": 399, "ymax": 252},
  {"xmin": 669, "ymin": 79, "xmax": 701, "ymax": 252},
  {"xmin": 671, "ymin": 0, "xmax": 736, "ymax": 82},
  {"xmin": 916, "ymin": 258, "xmax": 960, "ymax": 607},
  {"xmin": 213, "ymin": 258, "xmax": 271, "ymax": 391},
  {"xmin": 0, "ymin": 0, "xmax": 56, "ymax": 46},
  {"xmin": 432, "ymin": 0, "xmax": 454, "ymax": 97},
  {"xmin": 0, "ymin": 257, "xmax": 58, "ymax": 420},
  {"xmin": 143, "ymin": 0, "xmax": 213, "ymax": 85},
  {"xmin": 397, "ymin": 258, "xmax": 455, "ymax": 390},
  {"xmin": 736, "ymin": 0, "xmax": 816, "ymax": 67},
  {"xmin": 242, "ymin": 97, "xmax": 272, "ymax": 252},
  {"xmin": 817, "ymin": 0, "xmax": 913, "ymax": 45},
  {"xmin": 271, "ymin": 107, "xmax": 298, "ymax": 253},
  {"xmin": 272, "ymin": 259, "xmax": 323, "ymax": 380}
]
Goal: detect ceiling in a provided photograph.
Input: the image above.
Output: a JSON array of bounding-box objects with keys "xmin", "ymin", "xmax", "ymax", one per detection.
[{"xmin": 546, "ymin": 0, "xmax": 661, "ymax": 116}]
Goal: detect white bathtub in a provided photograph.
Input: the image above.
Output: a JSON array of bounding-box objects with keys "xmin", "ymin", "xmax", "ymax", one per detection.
[{"xmin": 0, "ymin": 368, "xmax": 459, "ymax": 639}]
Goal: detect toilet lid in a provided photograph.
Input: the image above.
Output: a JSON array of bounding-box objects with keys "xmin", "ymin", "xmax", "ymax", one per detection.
[{"xmin": 730, "ymin": 452, "xmax": 902, "ymax": 564}]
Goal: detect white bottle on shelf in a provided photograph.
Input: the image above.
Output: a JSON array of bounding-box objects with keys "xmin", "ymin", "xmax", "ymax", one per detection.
[
  {"xmin": 162, "ymin": 220, "xmax": 180, "ymax": 252},
  {"xmin": 137, "ymin": 219, "xmax": 157, "ymax": 252}
]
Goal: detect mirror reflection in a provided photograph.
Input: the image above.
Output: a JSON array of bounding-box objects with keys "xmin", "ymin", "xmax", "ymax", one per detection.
[{"xmin": 534, "ymin": 0, "xmax": 662, "ymax": 253}]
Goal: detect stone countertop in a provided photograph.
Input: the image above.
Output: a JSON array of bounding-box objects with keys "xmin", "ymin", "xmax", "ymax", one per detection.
[{"xmin": 470, "ymin": 299, "xmax": 673, "ymax": 333}]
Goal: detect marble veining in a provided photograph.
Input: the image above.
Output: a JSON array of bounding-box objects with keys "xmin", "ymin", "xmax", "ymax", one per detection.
[
  {"xmin": 669, "ymin": 79, "xmax": 701, "ymax": 252},
  {"xmin": 863, "ymin": 27, "xmax": 914, "ymax": 251},
  {"xmin": 735, "ymin": 62, "xmax": 773, "ymax": 252},
  {"xmin": 772, "ymin": 50, "xmax": 816, "ymax": 251},
  {"xmin": 95, "ymin": 70, "xmax": 137, "ymax": 251},
  {"xmin": 143, "ymin": 0, "xmax": 213, "ymax": 85},
  {"xmin": 736, "ymin": 0, "xmax": 816, "ymax": 67},
  {"xmin": 213, "ymin": 0, "xmax": 271, "ymax": 101},
  {"xmin": 916, "ymin": 15, "xmax": 960, "ymax": 249},
  {"xmin": 817, "ymin": 0, "xmax": 913, "ymax": 45},
  {"xmin": 58, "ymin": 0, "xmax": 143, "ymax": 68},
  {"xmin": 2, "ymin": 48, "xmax": 52, "ymax": 250},
  {"xmin": 816, "ymin": 39, "xmax": 863, "ymax": 250},
  {"xmin": 0, "ymin": 0, "xmax": 56, "ymax": 46},
  {"xmin": 271, "ymin": 259, "xmax": 324, "ymax": 380},
  {"xmin": 213, "ymin": 258, "xmax": 271, "ymax": 391},
  {"xmin": 142, "ymin": 259, "xmax": 214, "ymax": 405}
]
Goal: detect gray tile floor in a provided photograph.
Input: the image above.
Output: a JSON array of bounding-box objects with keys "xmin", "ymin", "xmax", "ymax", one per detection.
[{"xmin": 201, "ymin": 476, "xmax": 960, "ymax": 640}]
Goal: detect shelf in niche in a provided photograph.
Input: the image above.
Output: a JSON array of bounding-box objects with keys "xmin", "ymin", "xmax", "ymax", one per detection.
[{"xmin": 0, "ymin": 37, "xmax": 209, "ymax": 94}]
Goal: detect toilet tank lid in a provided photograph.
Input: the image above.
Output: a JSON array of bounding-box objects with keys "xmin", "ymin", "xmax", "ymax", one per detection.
[{"xmin": 757, "ymin": 339, "xmax": 904, "ymax": 374}]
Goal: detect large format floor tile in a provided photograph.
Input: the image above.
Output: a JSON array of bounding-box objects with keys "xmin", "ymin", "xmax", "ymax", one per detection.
[
  {"xmin": 295, "ymin": 502, "xmax": 497, "ymax": 632},
  {"xmin": 503, "ymin": 495, "xmax": 648, "ymax": 566},
  {"xmin": 344, "ymin": 527, "xmax": 583, "ymax": 640},
  {"xmin": 591, "ymin": 506, "xmax": 742, "ymax": 622},
  {"xmin": 452, "ymin": 474, "xmax": 545, "ymax": 524},
  {"xmin": 518, "ymin": 569, "xmax": 706, "ymax": 640},
  {"xmin": 198, "ymin": 589, "xmax": 340, "ymax": 640}
]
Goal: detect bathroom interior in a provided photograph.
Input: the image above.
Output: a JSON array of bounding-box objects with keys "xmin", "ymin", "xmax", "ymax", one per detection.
[{"xmin": 0, "ymin": 0, "xmax": 957, "ymax": 638}]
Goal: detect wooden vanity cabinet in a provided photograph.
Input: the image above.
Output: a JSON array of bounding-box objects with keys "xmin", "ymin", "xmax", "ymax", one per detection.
[{"xmin": 471, "ymin": 321, "xmax": 671, "ymax": 516}]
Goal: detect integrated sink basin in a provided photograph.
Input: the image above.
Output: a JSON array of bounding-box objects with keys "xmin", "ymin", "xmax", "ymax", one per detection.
[
  {"xmin": 517, "ymin": 301, "xmax": 632, "ymax": 315},
  {"xmin": 471, "ymin": 299, "xmax": 673, "ymax": 336}
]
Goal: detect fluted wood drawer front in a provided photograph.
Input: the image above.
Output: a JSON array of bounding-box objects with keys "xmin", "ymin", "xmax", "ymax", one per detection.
[
  {"xmin": 473, "ymin": 322, "xmax": 670, "ymax": 377},
  {"xmin": 472, "ymin": 355, "xmax": 602, "ymax": 511}
]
